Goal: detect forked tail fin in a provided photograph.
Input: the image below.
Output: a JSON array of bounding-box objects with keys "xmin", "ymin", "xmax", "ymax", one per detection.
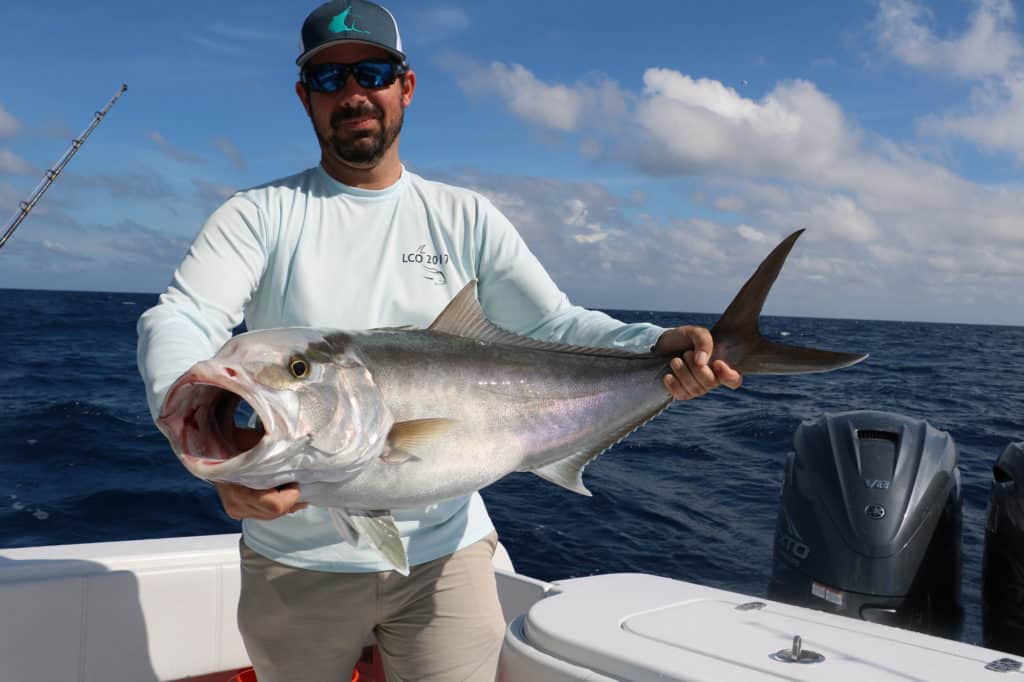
[{"xmin": 711, "ymin": 230, "xmax": 868, "ymax": 375}]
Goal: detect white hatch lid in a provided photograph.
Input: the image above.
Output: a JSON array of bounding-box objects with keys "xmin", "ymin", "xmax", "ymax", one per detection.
[{"xmin": 521, "ymin": 573, "xmax": 1012, "ymax": 681}]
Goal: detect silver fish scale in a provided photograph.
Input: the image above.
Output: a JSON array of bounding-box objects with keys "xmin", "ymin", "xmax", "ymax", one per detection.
[{"xmin": 302, "ymin": 329, "xmax": 672, "ymax": 510}]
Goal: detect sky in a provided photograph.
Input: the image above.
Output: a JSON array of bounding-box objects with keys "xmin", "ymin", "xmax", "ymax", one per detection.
[{"xmin": 0, "ymin": 0, "xmax": 1022, "ymax": 326}]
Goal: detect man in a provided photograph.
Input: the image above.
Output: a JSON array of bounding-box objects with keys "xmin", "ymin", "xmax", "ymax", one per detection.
[{"xmin": 137, "ymin": 1, "xmax": 741, "ymax": 680}]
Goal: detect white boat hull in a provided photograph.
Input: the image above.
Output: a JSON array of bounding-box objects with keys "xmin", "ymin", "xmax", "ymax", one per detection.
[
  {"xmin": 0, "ymin": 535, "xmax": 1018, "ymax": 681},
  {"xmin": 500, "ymin": 572, "xmax": 1020, "ymax": 681}
]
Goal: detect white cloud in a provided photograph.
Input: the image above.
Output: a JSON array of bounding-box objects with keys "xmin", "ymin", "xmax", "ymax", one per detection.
[
  {"xmin": 0, "ymin": 215, "xmax": 192, "ymax": 293},
  {"xmin": 443, "ymin": 160, "xmax": 1022, "ymax": 324},
  {"xmin": 874, "ymin": 0, "xmax": 1023, "ymax": 78},
  {"xmin": 148, "ymin": 131, "xmax": 204, "ymax": 164},
  {"xmin": 418, "ymin": 6, "xmax": 469, "ymax": 35},
  {"xmin": 440, "ymin": 10, "xmax": 1024, "ymax": 323},
  {"xmin": 213, "ymin": 137, "xmax": 246, "ymax": 170},
  {"xmin": 453, "ymin": 58, "xmax": 857, "ymax": 183},
  {"xmin": 40, "ymin": 239, "xmax": 73, "ymax": 254},
  {"xmin": 459, "ymin": 62, "xmax": 582, "ymax": 131},
  {"xmin": 193, "ymin": 179, "xmax": 237, "ymax": 213},
  {"xmin": 736, "ymin": 225, "xmax": 772, "ymax": 244},
  {"xmin": 920, "ymin": 74, "xmax": 1024, "ymax": 160},
  {"xmin": 68, "ymin": 170, "xmax": 178, "ymax": 200},
  {"xmin": 0, "ymin": 148, "xmax": 33, "ymax": 175},
  {"xmin": 429, "ymin": 7, "xmax": 470, "ymax": 32},
  {"xmin": 874, "ymin": 0, "xmax": 1024, "ymax": 159},
  {"xmin": 0, "ymin": 181, "xmax": 19, "ymax": 206},
  {"xmin": 426, "ymin": 170, "xmax": 666, "ymax": 303},
  {"xmin": 714, "ymin": 195, "xmax": 746, "ymax": 212},
  {"xmin": 0, "ymin": 105, "xmax": 21, "ymax": 138},
  {"xmin": 768, "ymin": 193, "xmax": 880, "ymax": 244},
  {"xmin": 447, "ymin": 57, "xmax": 628, "ymax": 133},
  {"xmin": 454, "ymin": 53, "xmax": 1024, "ymax": 276},
  {"xmin": 563, "ymin": 198, "xmax": 611, "ymax": 244},
  {"xmin": 404, "ymin": 6, "xmax": 470, "ymax": 46},
  {"xmin": 633, "ymin": 72, "xmax": 854, "ymax": 179}
]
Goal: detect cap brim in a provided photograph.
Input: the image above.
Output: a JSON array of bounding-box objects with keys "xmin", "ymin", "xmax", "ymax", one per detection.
[{"xmin": 296, "ymin": 39, "xmax": 406, "ymax": 66}]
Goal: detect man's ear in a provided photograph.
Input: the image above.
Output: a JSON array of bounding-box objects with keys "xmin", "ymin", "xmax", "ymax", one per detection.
[
  {"xmin": 401, "ymin": 69, "xmax": 416, "ymax": 108},
  {"xmin": 295, "ymin": 81, "xmax": 312, "ymax": 116}
]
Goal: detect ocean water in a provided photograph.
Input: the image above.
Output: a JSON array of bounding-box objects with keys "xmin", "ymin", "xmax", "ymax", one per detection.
[{"xmin": 1, "ymin": 288, "xmax": 1022, "ymax": 647}]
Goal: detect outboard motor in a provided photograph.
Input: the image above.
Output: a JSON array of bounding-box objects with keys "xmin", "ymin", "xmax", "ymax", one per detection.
[
  {"xmin": 768, "ymin": 410, "xmax": 963, "ymax": 639},
  {"xmin": 983, "ymin": 441, "xmax": 1024, "ymax": 655}
]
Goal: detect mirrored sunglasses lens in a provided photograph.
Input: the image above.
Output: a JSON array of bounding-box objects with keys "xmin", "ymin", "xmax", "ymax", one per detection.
[
  {"xmin": 307, "ymin": 62, "xmax": 399, "ymax": 92},
  {"xmin": 312, "ymin": 65, "xmax": 347, "ymax": 93},
  {"xmin": 353, "ymin": 62, "xmax": 396, "ymax": 88}
]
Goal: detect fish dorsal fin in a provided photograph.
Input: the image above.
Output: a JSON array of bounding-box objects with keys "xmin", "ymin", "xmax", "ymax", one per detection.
[
  {"xmin": 428, "ymin": 280, "xmax": 492, "ymax": 336},
  {"xmin": 328, "ymin": 508, "xmax": 408, "ymax": 575},
  {"xmin": 385, "ymin": 418, "xmax": 458, "ymax": 462},
  {"xmin": 374, "ymin": 325, "xmax": 419, "ymax": 332},
  {"xmin": 428, "ymin": 281, "xmax": 653, "ymax": 359}
]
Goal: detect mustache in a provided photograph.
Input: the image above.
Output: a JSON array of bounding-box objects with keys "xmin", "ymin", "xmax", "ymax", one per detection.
[{"xmin": 330, "ymin": 104, "xmax": 383, "ymax": 127}]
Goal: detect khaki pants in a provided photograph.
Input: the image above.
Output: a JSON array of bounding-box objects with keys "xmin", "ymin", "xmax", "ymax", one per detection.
[{"xmin": 238, "ymin": 532, "xmax": 505, "ymax": 682}]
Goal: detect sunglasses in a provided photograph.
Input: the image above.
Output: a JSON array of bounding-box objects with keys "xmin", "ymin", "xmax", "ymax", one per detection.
[{"xmin": 302, "ymin": 60, "xmax": 406, "ymax": 93}]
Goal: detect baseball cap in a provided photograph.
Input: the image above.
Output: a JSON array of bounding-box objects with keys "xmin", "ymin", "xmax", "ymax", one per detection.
[{"xmin": 297, "ymin": 0, "xmax": 405, "ymax": 67}]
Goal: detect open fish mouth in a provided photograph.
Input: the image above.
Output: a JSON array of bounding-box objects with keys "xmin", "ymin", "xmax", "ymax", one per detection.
[{"xmin": 158, "ymin": 370, "xmax": 270, "ymax": 468}]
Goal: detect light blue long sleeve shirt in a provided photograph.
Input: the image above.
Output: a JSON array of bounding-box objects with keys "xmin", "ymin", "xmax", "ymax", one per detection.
[{"xmin": 137, "ymin": 165, "xmax": 665, "ymax": 572}]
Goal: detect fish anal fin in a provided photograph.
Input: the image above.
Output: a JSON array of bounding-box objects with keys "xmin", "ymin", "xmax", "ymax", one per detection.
[
  {"xmin": 533, "ymin": 454, "xmax": 594, "ymax": 496},
  {"xmin": 328, "ymin": 508, "xmax": 409, "ymax": 576},
  {"xmin": 386, "ymin": 418, "xmax": 458, "ymax": 460},
  {"xmin": 531, "ymin": 403, "xmax": 671, "ymax": 496}
]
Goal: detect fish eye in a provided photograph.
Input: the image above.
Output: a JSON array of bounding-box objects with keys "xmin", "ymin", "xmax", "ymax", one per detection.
[{"xmin": 289, "ymin": 357, "xmax": 310, "ymax": 379}]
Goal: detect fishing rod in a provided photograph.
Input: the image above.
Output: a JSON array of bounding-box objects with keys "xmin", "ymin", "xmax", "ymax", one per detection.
[{"xmin": 0, "ymin": 83, "xmax": 128, "ymax": 251}]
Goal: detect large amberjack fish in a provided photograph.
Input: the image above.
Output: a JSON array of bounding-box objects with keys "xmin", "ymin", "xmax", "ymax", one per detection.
[{"xmin": 157, "ymin": 230, "xmax": 867, "ymax": 574}]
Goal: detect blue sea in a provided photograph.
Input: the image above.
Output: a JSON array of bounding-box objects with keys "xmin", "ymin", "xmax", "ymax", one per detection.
[{"xmin": 1, "ymin": 288, "xmax": 1022, "ymax": 647}]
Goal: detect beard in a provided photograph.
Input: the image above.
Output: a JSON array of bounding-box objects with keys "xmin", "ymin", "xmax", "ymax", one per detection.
[{"xmin": 315, "ymin": 101, "xmax": 404, "ymax": 166}]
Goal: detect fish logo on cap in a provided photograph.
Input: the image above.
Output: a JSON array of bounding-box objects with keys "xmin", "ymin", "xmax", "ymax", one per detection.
[{"xmin": 329, "ymin": 6, "xmax": 370, "ymax": 34}]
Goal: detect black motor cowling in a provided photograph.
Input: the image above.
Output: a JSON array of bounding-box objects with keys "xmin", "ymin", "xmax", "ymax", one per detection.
[
  {"xmin": 983, "ymin": 441, "xmax": 1024, "ymax": 655},
  {"xmin": 768, "ymin": 410, "xmax": 963, "ymax": 638}
]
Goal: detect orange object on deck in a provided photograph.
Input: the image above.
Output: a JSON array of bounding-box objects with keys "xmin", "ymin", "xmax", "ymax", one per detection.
[
  {"xmin": 226, "ymin": 644, "xmax": 387, "ymax": 681},
  {"xmin": 228, "ymin": 668, "xmax": 358, "ymax": 681},
  {"xmin": 227, "ymin": 669, "xmax": 359, "ymax": 681}
]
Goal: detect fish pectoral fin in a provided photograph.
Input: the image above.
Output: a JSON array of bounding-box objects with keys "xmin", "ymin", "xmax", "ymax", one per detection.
[
  {"xmin": 381, "ymin": 450, "xmax": 418, "ymax": 464},
  {"xmin": 386, "ymin": 418, "xmax": 458, "ymax": 461},
  {"xmin": 328, "ymin": 508, "xmax": 409, "ymax": 576},
  {"xmin": 531, "ymin": 452, "xmax": 596, "ymax": 497}
]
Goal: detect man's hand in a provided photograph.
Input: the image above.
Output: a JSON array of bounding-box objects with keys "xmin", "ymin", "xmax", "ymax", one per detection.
[
  {"xmin": 653, "ymin": 325, "xmax": 742, "ymax": 400},
  {"xmin": 210, "ymin": 413, "xmax": 299, "ymax": 521},
  {"xmin": 215, "ymin": 481, "xmax": 309, "ymax": 521}
]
